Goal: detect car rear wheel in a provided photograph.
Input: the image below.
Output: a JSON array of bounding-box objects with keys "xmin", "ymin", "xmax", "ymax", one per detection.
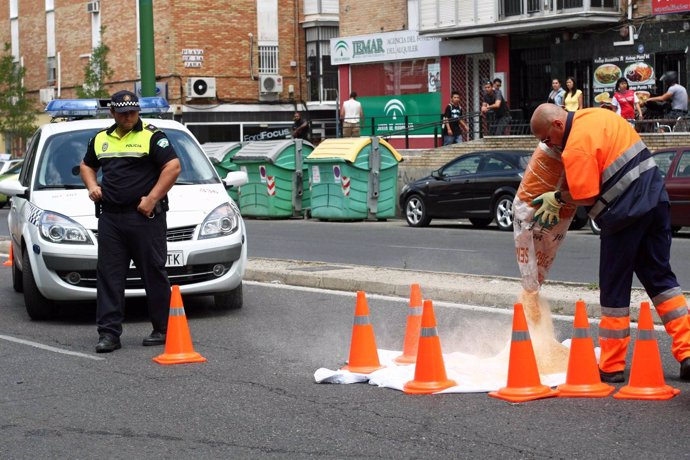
[
  {"xmin": 12, "ymin": 245, "xmax": 22, "ymax": 293},
  {"xmin": 469, "ymin": 218, "xmax": 491, "ymax": 228},
  {"xmin": 23, "ymin": 250, "xmax": 56, "ymax": 320},
  {"xmin": 493, "ymin": 194, "xmax": 514, "ymax": 231},
  {"xmin": 214, "ymin": 282, "xmax": 243, "ymax": 310},
  {"xmin": 404, "ymin": 194, "xmax": 431, "ymax": 227},
  {"xmin": 589, "ymin": 219, "xmax": 601, "ymax": 235}
]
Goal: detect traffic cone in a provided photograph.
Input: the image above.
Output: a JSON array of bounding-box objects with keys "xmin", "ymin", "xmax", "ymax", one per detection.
[
  {"xmin": 153, "ymin": 285, "xmax": 207, "ymax": 365},
  {"xmin": 394, "ymin": 284, "xmax": 423, "ymax": 365},
  {"xmin": 403, "ymin": 299, "xmax": 457, "ymax": 394},
  {"xmin": 3, "ymin": 243, "xmax": 12, "ymax": 267},
  {"xmin": 489, "ymin": 303, "xmax": 559, "ymax": 402},
  {"xmin": 557, "ymin": 300, "xmax": 615, "ymax": 397},
  {"xmin": 614, "ymin": 302, "xmax": 680, "ymax": 400},
  {"xmin": 340, "ymin": 291, "xmax": 383, "ymax": 374}
]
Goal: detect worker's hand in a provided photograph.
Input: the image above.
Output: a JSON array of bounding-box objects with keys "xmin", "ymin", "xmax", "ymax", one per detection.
[{"xmin": 531, "ymin": 191, "xmax": 562, "ymax": 228}]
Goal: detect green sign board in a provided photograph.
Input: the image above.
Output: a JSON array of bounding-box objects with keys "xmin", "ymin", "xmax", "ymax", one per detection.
[{"xmin": 359, "ymin": 93, "xmax": 442, "ymax": 136}]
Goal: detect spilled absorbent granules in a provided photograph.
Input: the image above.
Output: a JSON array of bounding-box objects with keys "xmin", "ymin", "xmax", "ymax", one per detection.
[{"xmin": 518, "ymin": 289, "xmax": 569, "ymax": 374}]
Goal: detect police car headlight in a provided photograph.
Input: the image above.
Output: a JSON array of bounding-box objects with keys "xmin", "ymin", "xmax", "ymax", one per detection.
[
  {"xmin": 39, "ymin": 212, "xmax": 93, "ymax": 244},
  {"xmin": 199, "ymin": 202, "xmax": 241, "ymax": 239}
]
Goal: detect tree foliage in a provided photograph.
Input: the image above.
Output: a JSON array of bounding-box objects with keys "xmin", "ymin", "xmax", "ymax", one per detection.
[
  {"xmin": 77, "ymin": 28, "xmax": 113, "ymax": 99},
  {"xmin": 0, "ymin": 42, "xmax": 37, "ymax": 152}
]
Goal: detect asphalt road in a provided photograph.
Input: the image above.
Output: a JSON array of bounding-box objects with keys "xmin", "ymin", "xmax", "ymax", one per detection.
[
  {"xmin": 244, "ymin": 217, "xmax": 690, "ymax": 288},
  {"xmin": 1, "ymin": 209, "xmax": 690, "ymax": 457},
  {"xmin": 1, "ymin": 272, "xmax": 688, "ymax": 458}
]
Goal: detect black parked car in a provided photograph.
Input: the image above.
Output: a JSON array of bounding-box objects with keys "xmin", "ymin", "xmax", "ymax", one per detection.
[{"xmin": 399, "ymin": 150, "xmax": 532, "ymax": 231}]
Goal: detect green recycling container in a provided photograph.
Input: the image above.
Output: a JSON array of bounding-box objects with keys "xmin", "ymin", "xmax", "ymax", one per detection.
[
  {"xmin": 305, "ymin": 137, "xmax": 402, "ymax": 220},
  {"xmin": 232, "ymin": 139, "xmax": 313, "ymax": 218},
  {"xmin": 202, "ymin": 142, "xmax": 242, "ymax": 202}
]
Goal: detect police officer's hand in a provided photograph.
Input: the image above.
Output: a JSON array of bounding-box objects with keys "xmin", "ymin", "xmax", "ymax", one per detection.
[
  {"xmin": 137, "ymin": 195, "xmax": 156, "ymax": 218},
  {"xmin": 87, "ymin": 186, "xmax": 102, "ymax": 202},
  {"xmin": 531, "ymin": 191, "xmax": 562, "ymax": 228}
]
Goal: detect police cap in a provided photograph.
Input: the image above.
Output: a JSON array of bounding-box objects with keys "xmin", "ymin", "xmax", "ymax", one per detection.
[{"xmin": 110, "ymin": 90, "xmax": 141, "ymax": 112}]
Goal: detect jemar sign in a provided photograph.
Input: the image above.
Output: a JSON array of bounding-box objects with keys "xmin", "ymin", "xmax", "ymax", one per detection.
[{"xmin": 331, "ymin": 30, "xmax": 441, "ymax": 65}]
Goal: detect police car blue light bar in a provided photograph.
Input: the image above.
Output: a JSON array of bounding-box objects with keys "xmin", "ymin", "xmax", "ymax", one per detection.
[{"xmin": 46, "ymin": 97, "xmax": 170, "ymax": 117}]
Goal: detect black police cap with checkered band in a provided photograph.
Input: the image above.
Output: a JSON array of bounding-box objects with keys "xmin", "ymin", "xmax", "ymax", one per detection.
[{"xmin": 109, "ymin": 90, "xmax": 141, "ymax": 113}]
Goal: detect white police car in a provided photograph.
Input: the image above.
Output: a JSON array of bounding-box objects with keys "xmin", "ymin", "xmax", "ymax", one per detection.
[{"xmin": 0, "ymin": 98, "xmax": 248, "ymax": 319}]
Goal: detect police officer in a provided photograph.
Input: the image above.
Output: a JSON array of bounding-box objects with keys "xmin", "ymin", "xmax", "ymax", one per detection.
[{"xmin": 80, "ymin": 90, "xmax": 182, "ymax": 353}]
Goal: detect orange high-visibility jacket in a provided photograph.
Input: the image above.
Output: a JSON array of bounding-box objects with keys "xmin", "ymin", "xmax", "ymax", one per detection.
[{"xmin": 560, "ymin": 108, "xmax": 667, "ymax": 236}]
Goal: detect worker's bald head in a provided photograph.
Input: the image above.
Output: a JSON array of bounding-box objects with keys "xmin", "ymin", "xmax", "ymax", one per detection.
[
  {"xmin": 531, "ymin": 103, "xmax": 567, "ymax": 132},
  {"xmin": 530, "ymin": 103, "xmax": 568, "ymax": 152}
]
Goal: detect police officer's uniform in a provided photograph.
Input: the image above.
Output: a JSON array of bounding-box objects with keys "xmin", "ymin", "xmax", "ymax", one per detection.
[{"xmin": 83, "ymin": 93, "xmax": 178, "ymax": 342}]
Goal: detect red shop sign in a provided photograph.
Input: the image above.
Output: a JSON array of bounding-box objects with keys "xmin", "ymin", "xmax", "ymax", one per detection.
[{"xmin": 652, "ymin": 0, "xmax": 690, "ymax": 15}]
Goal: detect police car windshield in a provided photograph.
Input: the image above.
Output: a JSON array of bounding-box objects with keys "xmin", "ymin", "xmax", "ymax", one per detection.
[{"xmin": 35, "ymin": 127, "xmax": 219, "ymax": 190}]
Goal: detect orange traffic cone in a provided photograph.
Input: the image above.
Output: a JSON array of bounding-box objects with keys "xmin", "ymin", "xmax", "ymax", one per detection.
[
  {"xmin": 614, "ymin": 302, "xmax": 680, "ymax": 400},
  {"xmin": 3, "ymin": 243, "xmax": 12, "ymax": 267},
  {"xmin": 153, "ymin": 285, "xmax": 207, "ymax": 365},
  {"xmin": 403, "ymin": 299, "xmax": 457, "ymax": 394},
  {"xmin": 394, "ymin": 284, "xmax": 423, "ymax": 365},
  {"xmin": 557, "ymin": 300, "xmax": 615, "ymax": 397},
  {"xmin": 489, "ymin": 303, "xmax": 559, "ymax": 402},
  {"xmin": 340, "ymin": 291, "xmax": 383, "ymax": 374}
]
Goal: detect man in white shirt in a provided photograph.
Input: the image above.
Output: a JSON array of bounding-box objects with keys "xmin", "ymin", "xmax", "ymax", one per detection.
[{"xmin": 340, "ymin": 92, "xmax": 364, "ymax": 137}]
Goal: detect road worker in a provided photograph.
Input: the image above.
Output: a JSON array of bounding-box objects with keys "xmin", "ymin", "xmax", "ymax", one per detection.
[{"xmin": 529, "ymin": 102, "xmax": 690, "ymax": 383}]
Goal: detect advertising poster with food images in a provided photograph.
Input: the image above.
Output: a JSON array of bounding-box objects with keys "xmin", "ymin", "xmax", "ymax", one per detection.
[{"xmin": 593, "ymin": 53, "xmax": 656, "ymax": 98}]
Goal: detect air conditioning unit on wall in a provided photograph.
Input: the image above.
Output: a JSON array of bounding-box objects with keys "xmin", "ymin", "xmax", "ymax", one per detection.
[
  {"xmin": 86, "ymin": 1, "xmax": 99, "ymax": 13},
  {"xmin": 39, "ymin": 87, "xmax": 55, "ymax": 104},
  {"xmin": 186, "ymin": 77, "xmax": 216, "ymax": 99},
  {"xmin": 260, "ymin": 75, "xmax": 283, "ymax": 94}
]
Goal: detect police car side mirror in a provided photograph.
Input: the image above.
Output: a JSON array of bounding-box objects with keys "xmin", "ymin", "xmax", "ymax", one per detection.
[
  {"xmin": 0, "ymin": 179, "xmax": 28, "ymax": 198},
  {"xmin": 223, "ymin": 171, "xmax": 248, "ymax": 189}
]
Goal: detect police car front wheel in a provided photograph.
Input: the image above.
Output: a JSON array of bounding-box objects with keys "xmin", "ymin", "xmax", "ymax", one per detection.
[{"xmin": 213, "ymin": 283, "xmax": 243, "ymax": 310}]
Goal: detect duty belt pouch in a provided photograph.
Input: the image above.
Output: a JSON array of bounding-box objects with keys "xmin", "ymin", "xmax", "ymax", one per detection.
[
  {"xmin": 154, "ymin": 196, "xmax": 170, "ymax": 215},
  {"xmin": 95, "ymin": 201, "xmax": 102, "ymax": 218}
]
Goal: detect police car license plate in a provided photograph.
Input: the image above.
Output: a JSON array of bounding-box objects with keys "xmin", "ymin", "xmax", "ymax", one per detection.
[{"xmin": 129, "ymin": 251, "xmax": 184, "ymax": 268}]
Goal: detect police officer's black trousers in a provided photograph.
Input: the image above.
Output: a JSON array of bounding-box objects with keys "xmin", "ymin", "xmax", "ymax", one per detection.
[{"xmin": 96, "ymin": 211, "xmax": 170, "ymax": 338}]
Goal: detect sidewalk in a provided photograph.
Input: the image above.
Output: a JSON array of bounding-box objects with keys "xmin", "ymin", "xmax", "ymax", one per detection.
[{"xmin": 0, "ymin": 239, "xmax": 650, "ymax": 320}]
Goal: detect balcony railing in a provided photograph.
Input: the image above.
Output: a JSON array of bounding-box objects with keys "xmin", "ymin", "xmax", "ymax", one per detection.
[{"xmin": 501, "ymin": 0, "xmax": 619, "ymax": 18}]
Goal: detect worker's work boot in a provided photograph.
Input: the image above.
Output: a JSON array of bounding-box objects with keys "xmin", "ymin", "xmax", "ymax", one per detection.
[
  {"xmin": 680, "ymin": 358, "xmax": 690, "ymax": 381},
  {"xmin": 599, "ymin": 369, "xmax": 624, "ymax": 383}
]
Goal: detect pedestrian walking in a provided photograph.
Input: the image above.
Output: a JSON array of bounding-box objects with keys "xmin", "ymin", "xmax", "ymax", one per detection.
[
  {"xmin": 611, "ymin": 77, "xmax": 642, "ymax": 125},
  {"xmin": 547, "ymin": 78, "xmax": 566, "ymax": 108},
  {"xmin": 80, "ymin": 90, "xmax": 182, "ymax": 353},
  {"xmin": 563, "ymin": 76, "xmax": 583, "ymax": 112},
  {"xmin": 442, "ymin": 91, "xmax": 469, "ymax": 145},
  {"xmin": 481, "ymin": 81, "xmax": 510, "ymax": 135},
  {"xmin": 529, "ymin": 103, "xmax": 690, "ymax": 383},
  {"xmin": 340, "ymin": 92, "xmax": 363, "ymax": 137}
]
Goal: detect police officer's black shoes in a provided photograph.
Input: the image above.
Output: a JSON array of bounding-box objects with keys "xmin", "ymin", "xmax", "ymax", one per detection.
[
  {"xmin": 142, "ymin": 330, "xmax": 166, "ymax": 346},
  {"xmin": 599, "ymin": 369, "xmax": 625, "ymax": 383},
  {"xmin": 680, "ymin": 358, "xmax": 690, "ymax": 381},
  {"xmin": 96, "ymin": 334, "xmax": 121, "ymax": 353}
]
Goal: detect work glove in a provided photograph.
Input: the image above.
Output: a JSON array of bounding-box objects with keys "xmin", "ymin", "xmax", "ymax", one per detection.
[{"xmin": 532, "ymin": 191, "xmax": 562, "ymax": 228}]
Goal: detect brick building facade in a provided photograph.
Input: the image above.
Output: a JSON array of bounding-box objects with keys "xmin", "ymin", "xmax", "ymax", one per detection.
[{"xmin": 0, "ymin": 0, "xmax": 339, "ymax": 151}]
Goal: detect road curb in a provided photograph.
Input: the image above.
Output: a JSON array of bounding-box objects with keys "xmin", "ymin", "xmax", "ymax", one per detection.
[{"xmin": 245, "ymin": 258, "xmax": 651, "ymax": 321}]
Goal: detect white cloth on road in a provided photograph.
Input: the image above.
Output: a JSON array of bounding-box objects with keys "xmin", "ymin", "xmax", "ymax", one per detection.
[{"xmin": 314, "ymin": 343, "xmax": 598, "ymax": 393}]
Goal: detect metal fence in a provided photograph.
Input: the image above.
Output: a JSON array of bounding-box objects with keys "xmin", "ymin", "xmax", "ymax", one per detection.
[{"xmin": 304, "ymin": 113, "xmax": 690, "ymax": 148}]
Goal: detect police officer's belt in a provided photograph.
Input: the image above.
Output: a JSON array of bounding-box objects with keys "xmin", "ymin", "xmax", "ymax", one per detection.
[{"xmin": 101, "ymin": 202, "xmax": 140, "ymax": 213}]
